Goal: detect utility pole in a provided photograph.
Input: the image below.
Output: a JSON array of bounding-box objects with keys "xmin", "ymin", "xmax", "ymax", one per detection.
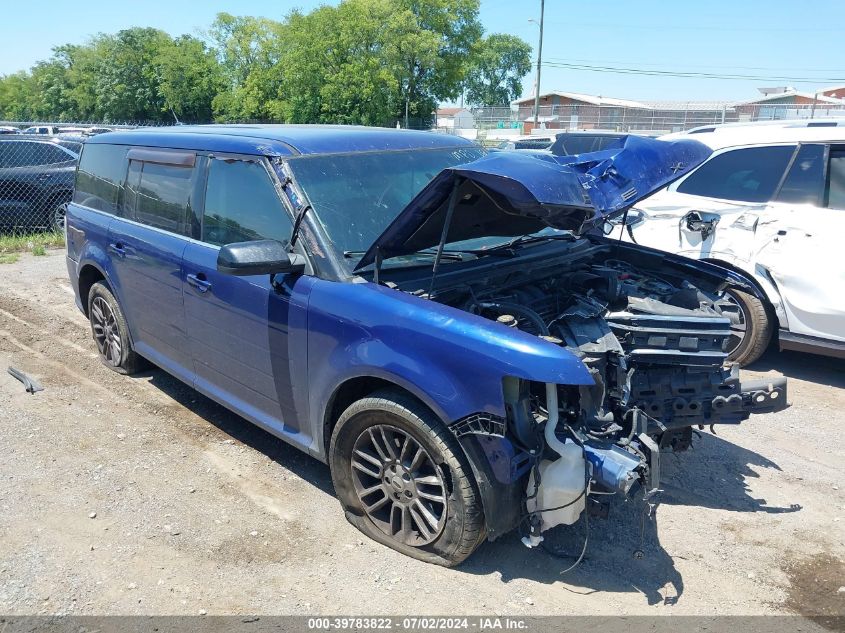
[{"xmin": 532, "ymin": 0, "xmax": 545, "ymax": 129}]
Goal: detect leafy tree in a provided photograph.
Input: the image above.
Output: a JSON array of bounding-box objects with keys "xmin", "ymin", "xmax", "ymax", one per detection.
[
  {"xmin": 387, "ymin": 0, "xmax": 483, "ymax": 126},
  {"xmin": 92, "ymin": 28, "xmax": 172, "ymax": 122},
  {"xmin": 0, "ymin": 72, "xmax": 37, "ymax": 120},
  {"xmin": 278, "ymin": 0, "xmax": 400, "ymax": 125},
  {"xmin": 464, "ymin": 34, "xmax": 532, "ymax": 106},
  {"xmin": 157, "ymin": 36, "xmax": 225, "ymax": 123},
  {"xmin": 0, "ymin": 1, "xmax": 529, "ymax": 126},
  {"xmin": 208, "ymin": 12, "xmax": 286, "ymax": 121}
]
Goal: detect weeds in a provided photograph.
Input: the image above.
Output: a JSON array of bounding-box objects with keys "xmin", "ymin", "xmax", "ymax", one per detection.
[
  {"xmin": 0, "ymin": 253, "xmax": 20, "ymax": 264},
  {"xmin": 0, "ymin": 231, "xmax": 65, "ymax": 254}
]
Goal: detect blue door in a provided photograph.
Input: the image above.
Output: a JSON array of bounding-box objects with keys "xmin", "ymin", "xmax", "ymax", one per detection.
[
  {"xmin": 107, "ymin": 152, "xmax": 196, "ymax": 379},
  {"xmin": 182, "ymin": 156, "xmax": 311, "ymax": 443}
]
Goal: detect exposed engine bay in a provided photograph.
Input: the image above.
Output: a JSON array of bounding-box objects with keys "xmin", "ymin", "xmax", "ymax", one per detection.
[{"xmin": 387, "ymin": 237, "xmax": 788, "ymax": 546}]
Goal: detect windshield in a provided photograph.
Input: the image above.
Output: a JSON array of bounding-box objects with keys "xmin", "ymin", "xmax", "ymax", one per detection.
[
  {"xmin": 288, "ymin": 146, "xmax": 484, "ymax": 270},
  {"xmin": 550, "ymin": 134, "xmax": 625, "ymax": 157}
]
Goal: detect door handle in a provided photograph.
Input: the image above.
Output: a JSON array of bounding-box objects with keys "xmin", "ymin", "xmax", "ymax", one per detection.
[
  {"xmin": 37, "ymin": 174, "xmax": 52, "ymax": 182},
  {"xmin": 186, "ymin": 273, "xmax": 212, "ymax": 294},
  {"xmin": 107, "ymin": 242, "xmax": 126, "ymax": 258}
]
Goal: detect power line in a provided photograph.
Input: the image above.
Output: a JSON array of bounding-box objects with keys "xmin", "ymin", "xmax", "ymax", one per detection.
[
  {"xmin": 540, "ymin": 61, "xmax": 845, "ymax": 84},
  {"xmin": 540, "ymin": 20, "xmax": 842, "ymax": 33},
  {"xmin": 543, "ymin": 56, "xmax": 845, "ymax": 74}
]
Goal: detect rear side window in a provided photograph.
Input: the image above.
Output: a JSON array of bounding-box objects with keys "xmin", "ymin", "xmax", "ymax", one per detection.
[
  {"xmin": 776, "ymin": 144, "xmax": 825, "ymax": 206},
  {"xmin": 131, "ymin": 161, "xmax": 192, "ymax": 234},
  {"xmin": 827, "ymin": 150, "xmax": 845, "ymax": 210},
  {"xmin": 677, "ymin": 145, "xmax": 795, "ymax": 203},
  {"xmin": 201, "ymin": 158, "xmax": 292, "ymax": 246},
  {"xmin": 74, "ymin": 144, "xmax": 130, "ymax": 214}
]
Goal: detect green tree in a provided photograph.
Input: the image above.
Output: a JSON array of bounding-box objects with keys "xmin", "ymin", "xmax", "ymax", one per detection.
[
  {"xmin": 92, "ymin": 28, "xmax": 172, "ymax": 122},
  {"xmin": 209, "ymin": 12, "xmax": 286, "ymax": 121},
  {"xmin": 278, "ymin": 0, "xmax": 400, "ymax": 125},
  {"xmin": 464, "ymin": 34, "xmax": 532, "ymax": 106},
  {"xmin": 0, "ymin": 1, "xmax": 528, "ymax": 127},
  {"xmin": 0, "ymin": 72, "xmax": 37, "ymax": 120},
  {"xmin": 388, "ymin": 0, "xmax": 483, "ymax": 126},
  {"xmin": 275, "ymin": 0, "xmax": 483, "ymax": 127},
  {"xmin": 157, "ymin": 36, "xmax": 224, "ymax": 123}
]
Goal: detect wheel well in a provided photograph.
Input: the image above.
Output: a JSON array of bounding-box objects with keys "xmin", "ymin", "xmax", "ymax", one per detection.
[
  {"xmin": 704, "ymin": 257, "xmax": 781, "ymax": 335},
  {"xmin": 323, "ymin": 377, "xmax": 428, "ymax": 454},
  {"xmin": 702, "ymin": 258, "xmax": 770, "ymax": 303},
  {"xmin": 77, "ymin": 265, "xmax": 106, "ymax": 317}
]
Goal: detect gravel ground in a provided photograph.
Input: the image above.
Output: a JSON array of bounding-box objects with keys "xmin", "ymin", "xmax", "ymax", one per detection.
[{"xmin": 0, "ymin": 250, "xmax": 843, "ymax": 623}]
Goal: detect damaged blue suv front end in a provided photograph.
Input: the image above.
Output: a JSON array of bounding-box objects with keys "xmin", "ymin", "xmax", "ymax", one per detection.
[{"xmin": 313, "ymin": 135, "xmax": 787, "ymax": 551}]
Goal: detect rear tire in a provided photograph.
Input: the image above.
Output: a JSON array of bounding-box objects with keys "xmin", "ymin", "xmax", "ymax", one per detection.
[
  {"xmin": 724, "ymin": 288, "xmax": 772, "ymax": 366},
  {"xmin": 50, "ymin": 201, "xmax": 68, "ymax": 233},
  {"xmin": 87, "ymin": 281, "xmax": 144, "ymax": 375},
  {"xmin": 329, "ymin": 389, "xmax": 485, "ymax": 566}
]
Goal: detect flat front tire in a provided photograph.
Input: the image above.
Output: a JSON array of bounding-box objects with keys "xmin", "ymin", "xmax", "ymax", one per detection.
[
  {"xmin": 329, "ymin": 389, "xmax": 485, "ymax": 566},
  {"xmin": 87, "ymin": 281, "xmax": 144, "ymax": 375}
]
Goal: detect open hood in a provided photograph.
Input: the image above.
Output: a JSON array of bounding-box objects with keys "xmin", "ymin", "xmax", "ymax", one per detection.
[{"xmin": 354, "ymin": 135, "xmax": 711, "ymax": 271}]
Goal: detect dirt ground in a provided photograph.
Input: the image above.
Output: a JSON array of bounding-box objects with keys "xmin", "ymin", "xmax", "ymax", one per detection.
[{"xmin": 0, "ymin": 250, "xmax": 843, "ymax": 623}]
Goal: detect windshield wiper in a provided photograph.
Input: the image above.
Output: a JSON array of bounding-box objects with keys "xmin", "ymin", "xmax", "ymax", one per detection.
[
  {"xmin": 456, "ymin": 232, "xmax": 577, "ymax": 256},
  {"xmin": 343, "ymin": 250, "xmax": 469, "ymax": 262}
]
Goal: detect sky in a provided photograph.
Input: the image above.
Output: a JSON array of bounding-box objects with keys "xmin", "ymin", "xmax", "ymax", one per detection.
[{"xmin": 1, "ymin": 0, "xmax": 844, "ymax": 103}]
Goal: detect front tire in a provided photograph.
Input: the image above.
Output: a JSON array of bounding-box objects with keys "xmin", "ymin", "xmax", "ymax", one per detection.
[
  {"xmin": 87, "ymin": 281, "xmax": 144, "ymax": 374},
  {"xmin": 329, "ymin": 389, "xmax": 485, "ymax": 566},
  {"xmin": 722, "ymin": 288, "xmax": 773, "ymax": 366}
]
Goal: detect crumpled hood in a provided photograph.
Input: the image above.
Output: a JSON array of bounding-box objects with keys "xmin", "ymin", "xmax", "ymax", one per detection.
[{"xmin": 354, "ymin": 135, "xmax": 711, "ymax": 271}]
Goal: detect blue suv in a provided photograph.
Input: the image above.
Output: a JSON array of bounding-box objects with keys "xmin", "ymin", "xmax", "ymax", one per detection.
[{"xmin": 66, "ymin": 126, "xmax": 786, "ymax": 565}]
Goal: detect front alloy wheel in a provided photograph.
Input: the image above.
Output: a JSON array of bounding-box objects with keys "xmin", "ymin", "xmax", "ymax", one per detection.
[
  {"xmin": 350, "ymin": 424, "xmax": 447, "ymax": 546},
  {"xmin": 330, "ymin": 390, "xmax": 485, "ymax": 566}
]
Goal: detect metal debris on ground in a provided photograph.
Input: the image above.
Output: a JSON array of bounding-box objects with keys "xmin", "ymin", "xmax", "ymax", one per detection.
[{"xmin": 7, "ymin": 366, "xmax": 44, "ymax": 393}]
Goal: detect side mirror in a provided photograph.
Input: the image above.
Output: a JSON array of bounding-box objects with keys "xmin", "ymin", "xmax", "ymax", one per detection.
[
  {"xmin": 216, "ymin": 240, "xmax": 306, "ymax": 276},
  {"xmin": 604, "ymin": 208, "xmax": 645, "ymax": 233},
  {"xmin": 685, "ymin": 211, "xmax": 705, "ymax": 231}
]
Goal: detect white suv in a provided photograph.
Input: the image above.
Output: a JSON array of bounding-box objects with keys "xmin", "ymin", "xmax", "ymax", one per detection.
[{"xmin": 621, "ymin": 121, "xmax": 845, "ymax": 365}]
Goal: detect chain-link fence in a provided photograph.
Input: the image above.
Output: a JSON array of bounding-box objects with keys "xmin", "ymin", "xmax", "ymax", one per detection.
[
  {"xmin": 456, "ymin": 102, "xmax": 845, "ymax": 144},
  {"xmin": 4, "ymin": 102, "xmax": 844, "ymax": 235},
  {"xmin": 0, "ymin": 135, "xmax": 88, "ymax": 236},
  {"xmin": 0, "ymin": 122, "xmax": 178, "ymax": 237}
]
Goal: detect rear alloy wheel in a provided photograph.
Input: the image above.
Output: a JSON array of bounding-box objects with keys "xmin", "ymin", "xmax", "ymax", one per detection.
[
  {"xmin": 717, "ymin": 288, "xmax": 773, "ymax": 366},
  {"xmin": 88, "ymin": 281, "xmax": 144, "ymax": 374},
  {"xmin": 329, "ymin": 389, "xmax": 485, "ymax": 566},
  {"xmin": 50, "ymin": 201, "xmax": 68, "ymax": 233}
]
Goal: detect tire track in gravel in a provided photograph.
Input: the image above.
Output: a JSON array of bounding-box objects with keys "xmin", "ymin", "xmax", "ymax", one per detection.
[{"xmin": 0, "ymin": 273, "xmax": 317, "ymax": 516}]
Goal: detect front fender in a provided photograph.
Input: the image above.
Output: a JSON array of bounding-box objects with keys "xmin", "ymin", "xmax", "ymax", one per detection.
[{"xmin": 305, "ymin": 278, "xmax": 593, "ymax": 455}]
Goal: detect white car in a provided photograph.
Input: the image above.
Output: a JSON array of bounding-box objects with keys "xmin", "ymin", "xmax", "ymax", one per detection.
[
  {"xmin": 620, "ymin": 120, "xmax": 845, "ymax": 365},
  {"xmin": 21, "ymin": 125, "xmax": 61, "ymax": 135}
]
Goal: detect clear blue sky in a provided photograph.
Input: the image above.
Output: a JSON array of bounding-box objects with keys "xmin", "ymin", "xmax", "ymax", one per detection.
[{"xmin": 1, "ymin": 0, "xmax": 843, "ymax": 103}]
